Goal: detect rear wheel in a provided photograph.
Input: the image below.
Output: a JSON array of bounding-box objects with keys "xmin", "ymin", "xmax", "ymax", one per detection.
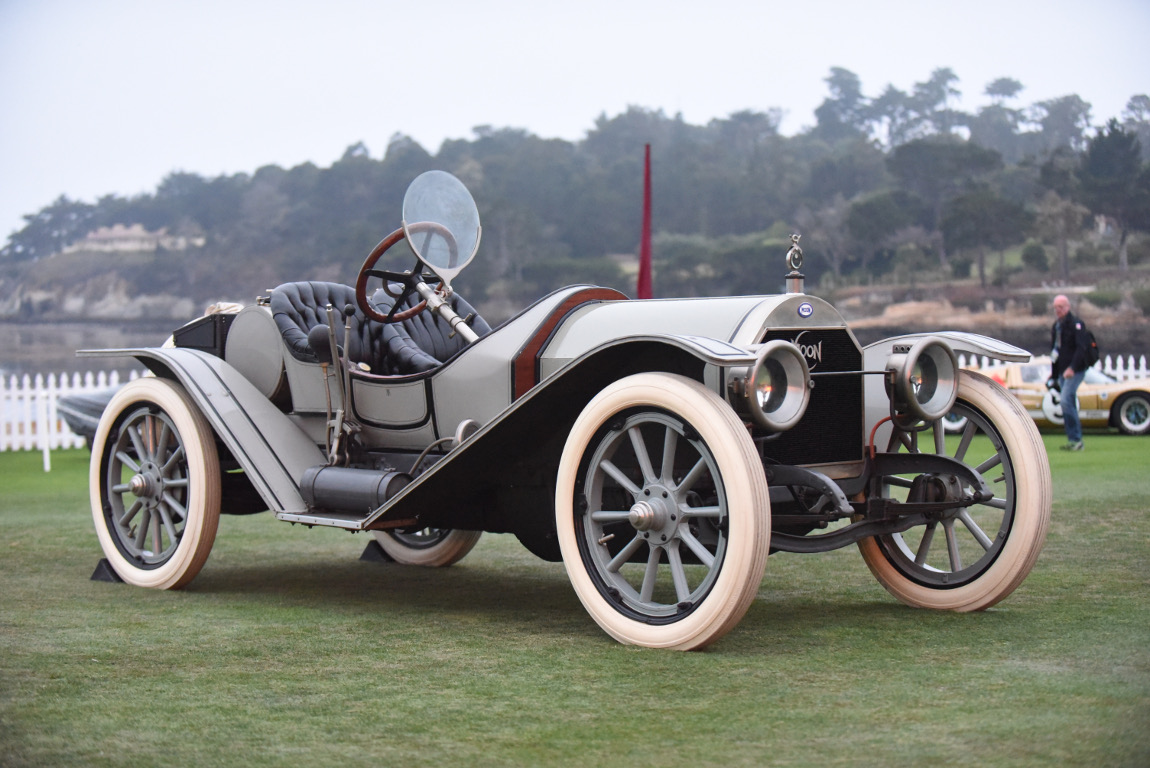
[
  {"xmin": 858, "ymin": 371, "xmax": 1051, "ymax": 611},
  {"xmin": 1114, "ymin": 392, "xmax": 1150, "ymax": 435},
  {"xmin": 372, "ymin": 528, "xmax": 481, "ymax": 566},
  {"xmin": 90, "ymin": 378, "xmax": 221, "ymax": 589},
  {"xmin": 556, "ymin": 373, "xmax": 770, "ymax": 650}
]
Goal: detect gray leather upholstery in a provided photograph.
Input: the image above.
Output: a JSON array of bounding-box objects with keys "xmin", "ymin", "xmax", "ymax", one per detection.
[{"xmin": 269, "ymin": 281, "xmax": 489, "ymax": 375}]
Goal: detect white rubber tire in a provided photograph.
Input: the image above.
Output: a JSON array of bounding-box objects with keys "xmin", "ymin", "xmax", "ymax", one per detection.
[
  {"xmin": 858, "ymin": 370, "xmax": 1051, "ymax": 611},
  {"xmin": 556, "ymin": 373, "xmax": 770, "ymax": 650},
  {"xmin": 372, "ymin": 529, "xmax": 482, "ymax": 566},
  {"xmin": 90, "ymin": 378, "xmax": 221, "ymax": 589}
]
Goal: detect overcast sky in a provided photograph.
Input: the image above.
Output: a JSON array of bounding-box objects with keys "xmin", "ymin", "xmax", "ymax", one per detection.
[{"xmin": 1, "ymin": 0, "xmax": 1147, "ymax": 242}]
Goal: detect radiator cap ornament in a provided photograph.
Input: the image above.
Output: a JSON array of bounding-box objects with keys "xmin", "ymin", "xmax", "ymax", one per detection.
[{"xmin": 785, "ymin": 234, "xmax": 804, "ymax": 294}]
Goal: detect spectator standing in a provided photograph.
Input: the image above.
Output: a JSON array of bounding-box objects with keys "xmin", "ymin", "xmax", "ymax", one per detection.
[{"xmin": 1050, "ymin": 294, "xmax": 1090, "ymax": 451}]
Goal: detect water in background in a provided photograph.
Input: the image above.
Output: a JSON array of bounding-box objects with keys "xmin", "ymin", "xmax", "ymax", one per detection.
[{"xmin": 0, "ymin": 321, "xmax": 172, "ymax": 379}]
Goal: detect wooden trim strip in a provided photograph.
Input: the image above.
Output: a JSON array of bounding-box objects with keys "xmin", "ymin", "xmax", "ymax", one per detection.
[{"xmin": 512, "ymin": 287, "xmax": 628, "ymax": 399}]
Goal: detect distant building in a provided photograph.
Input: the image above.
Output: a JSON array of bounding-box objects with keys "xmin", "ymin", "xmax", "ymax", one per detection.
[{"xmin": 62, "ymin": 223, "xmax": 205, "ymax": 254}]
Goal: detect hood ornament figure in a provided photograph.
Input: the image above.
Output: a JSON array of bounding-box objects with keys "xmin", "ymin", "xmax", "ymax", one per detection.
[{"xmin": 785, "ymin": 233, "xmax": 804, "ymax": 294}]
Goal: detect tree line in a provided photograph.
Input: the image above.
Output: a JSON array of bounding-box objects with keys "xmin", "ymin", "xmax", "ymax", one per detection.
[{"xmin": 4, "ymin": 67, "xmax": 1149, "ymax": 314}]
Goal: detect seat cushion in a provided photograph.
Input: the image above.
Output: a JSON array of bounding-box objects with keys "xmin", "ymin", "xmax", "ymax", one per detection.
[{"xmin": 269, "ymin": 281, "xmax": 489, "ymax": 376}]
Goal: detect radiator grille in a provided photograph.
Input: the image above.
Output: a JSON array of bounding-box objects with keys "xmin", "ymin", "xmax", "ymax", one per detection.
[{"xmin": 757, "ymin": 328, "xmax": 863, "ymax": 466}]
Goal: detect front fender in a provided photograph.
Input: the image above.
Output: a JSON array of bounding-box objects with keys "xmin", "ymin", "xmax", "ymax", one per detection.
[
  {"xmin": 863, "ymin": 331, "xmax": 1031, "ymax": 368},
  {"xmin": 361, "ymin": 336, "xmax": 746, "ymax": 535},
  {"xmin": 79, "ymin": 347, "xmax": 324, "ymax": 514},
  {"xmin": 861, "ymin": 332, "xmax": 1030, "ymax": 450}
]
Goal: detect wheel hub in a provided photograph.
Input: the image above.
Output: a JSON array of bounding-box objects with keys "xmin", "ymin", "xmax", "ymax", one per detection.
[
  {"xmin": 129, "ymin": 462, "xmax": 164, "ymax": 508},
  {"xmin": 628, "ymin": 486, "xmax": 680, "ymax": 541}
]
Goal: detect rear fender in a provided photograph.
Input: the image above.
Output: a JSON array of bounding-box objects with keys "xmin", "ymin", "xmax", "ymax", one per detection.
[{"xmin": 80, "ymin": 347, "xmax": 324, "ymax": 515}]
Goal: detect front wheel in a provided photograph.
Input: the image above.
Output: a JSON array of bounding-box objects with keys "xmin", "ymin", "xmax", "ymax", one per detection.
[
  {"xmin": 556, "ymin": 374, "xmax": 770, "ymax": 650},
  {"xmin": 371, "ymin": 528, "xmax": 481, "ymax": 566},
  {"xmin": 858, "ymin": 370, "xmax": 1051, "ymax": 611},
  {"xmin": 90, "ymin": 378, "xmax": 222, "ymax": 589}
]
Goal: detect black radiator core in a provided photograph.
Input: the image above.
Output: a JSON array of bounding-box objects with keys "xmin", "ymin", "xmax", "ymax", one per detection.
[{"xmin": 757, "ymin": 328, "xmax": 863, "ymax": 466}]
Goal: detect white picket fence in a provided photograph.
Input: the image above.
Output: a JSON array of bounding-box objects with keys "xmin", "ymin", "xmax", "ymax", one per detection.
[
  {"xmin": 958, "ymin": 353, "xmax": 1150, "ymax": 380},
  {"xmin": 2, "ymin": 355, "xmax": 1148, "ymax": 470},
  {"xmin": 1, "ymin": 370, "xmax": 140, "ymax": 469}
]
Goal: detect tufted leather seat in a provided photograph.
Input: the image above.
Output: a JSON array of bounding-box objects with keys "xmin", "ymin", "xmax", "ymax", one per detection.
[{"xmin": 269, "ymin": 281, "xmax": 489, "ymax": 376}]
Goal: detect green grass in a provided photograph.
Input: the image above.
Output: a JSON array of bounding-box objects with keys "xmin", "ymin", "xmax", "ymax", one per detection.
[{"xmin": 2, "ymin": 436, "xmax": 1149, "ymax": 767}]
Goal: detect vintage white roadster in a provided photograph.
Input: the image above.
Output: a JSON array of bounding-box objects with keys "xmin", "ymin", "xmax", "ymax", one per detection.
[{"xmin": 83, "ymin": 171, "xmax": 1052, "ymax": 650}]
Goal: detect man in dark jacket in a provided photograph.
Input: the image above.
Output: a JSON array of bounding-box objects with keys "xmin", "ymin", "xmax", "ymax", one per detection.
[{"xmin": 1051, "ymin": 294, "xmax": 1090, "ymax": 451}]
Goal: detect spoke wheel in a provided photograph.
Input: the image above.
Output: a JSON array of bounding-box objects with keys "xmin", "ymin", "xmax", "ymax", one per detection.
[
  {"xmin": 859, "ymin": 370, "xmax": 1051, "ymax": 611},
  {"xmin": 90, "ymin": 378, "xmax": 221, "ymax": 589},
  {"xmin": 556, "ymin": 374, "xmax": 770, "ymax": 650},
  {"xmin": 372, "ymin": 528, "xmax": 481, "ymax": 566}
]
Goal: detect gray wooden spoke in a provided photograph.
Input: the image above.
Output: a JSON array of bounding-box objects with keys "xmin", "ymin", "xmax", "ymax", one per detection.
[
  {"xmin": 126, "ymin": 424, "xmax": 149, "ymax": 466},
  {"xmin": 599, "ymin": 459, "xmax": 641, "ymax": 497},
  {"xmin": 115, "ymin": 451, "xmax": 141, "ymax": 475},
  {"xmin": 679, "ymin": 528, "xmax": 716, "ymax": 568},
  {"xmin": 676, "ymin": 457, "xmax": 707, "ymax": 495},
  {"xmin": 666, "ymin": 546, "xmax": 690, "ymax": 603},
  {"xmin": 957, "ymin": 510, "xmax": 994, "ymax": 550},
  {"xmin": 161, "ymin": 492, "xmax": 188, "ymax": 522},
  {"xmin": 158, "ymin": 506, "xmax": 180, "ymax": 544},
  {"xmin": 943, "ymin": 520, "xmax": 963, "ymax": 571},
  {"xmin": 975, "ymin": 452, "xmax": 1004, "ymax": 476},
  {"xmin": 161, "ymin": 445, "xmax": 186, "ymax": 476},
  {"xmin": 914, "ymin": 521, "xmax": 938, "ymax": 565},
  {"xmin": 660, "ymin": 427, "xmax": 678, "ymax": 483},
  {"xmin": 678, "ymin": 503, "xmax": 721, "ymax": 519},
  {"xmin": 933, "ymin": 420, "xmax": 946, "ymax": 454},
  {"xmin": 953, "ymin": 423, "xmax": 976, "ymax": 462},
  {"xmin": 628, "ymin": 426, "xmax": 657, "ymax": 485},
  {"xmin": 606, "ymin": 533, "xmax": 646, "ymax": 573},
  {"xmin": 117, "ymin": 499, "xmax": 142, "ymax": 528},
  {"xmin": 639, "ymin": 547, "xmax": 661, "ymax": 602},
  {"xmin": 134, "ymin": 512, "xmax": 151, "ymax": 550}
]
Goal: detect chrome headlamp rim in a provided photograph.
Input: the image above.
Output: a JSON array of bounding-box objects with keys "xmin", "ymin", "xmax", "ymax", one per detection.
[
  {"xmin": 741, "ymin": 340, "xmax": 812, "ymax": 432},
  {"xmin": 885, "ymin": 337, "xmax": 959, "ymax": 422}
]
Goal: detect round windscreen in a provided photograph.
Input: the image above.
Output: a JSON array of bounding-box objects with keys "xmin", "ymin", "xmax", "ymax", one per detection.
[{"xmin": 401, "ymin": 171, "xmax": 480, "ymax": 284}]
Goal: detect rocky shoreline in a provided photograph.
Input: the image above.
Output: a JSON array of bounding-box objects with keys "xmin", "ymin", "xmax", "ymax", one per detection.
[{"xmin": 842, "ymin": 298, "xmax": 1150, "ymax": 359}]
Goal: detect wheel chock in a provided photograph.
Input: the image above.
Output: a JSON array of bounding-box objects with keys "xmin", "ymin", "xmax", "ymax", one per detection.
[
  {"xmin": 90, "ymin": 558, "xmax": 124, "ymax": 583},
  {"xmin": 359, "ymin": 539, "xmax": 394, "ymax": 563}
]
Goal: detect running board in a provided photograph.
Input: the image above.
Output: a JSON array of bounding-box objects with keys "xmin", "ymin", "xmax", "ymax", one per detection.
[{"xmin": 275, "ymin": 510, "xmax": 418, "ymax": 530}]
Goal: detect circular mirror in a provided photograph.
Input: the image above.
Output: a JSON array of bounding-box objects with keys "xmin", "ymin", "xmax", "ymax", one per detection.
[{"xmin": 402, "ymin": 171, "xmax": 481, "ymax": 287}]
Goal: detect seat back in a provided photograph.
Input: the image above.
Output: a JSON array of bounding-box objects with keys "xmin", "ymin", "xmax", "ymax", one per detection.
[
  {"xmin": 371, "ymin": 288, "xmax": 492, "ymax": 375},
  {"xmin": 269, "ymin": 281, "xmax": 382, "ymax": 367}
]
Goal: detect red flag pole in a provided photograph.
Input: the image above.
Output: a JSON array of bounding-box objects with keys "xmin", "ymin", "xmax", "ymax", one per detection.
[{"xmin": 637, "ymin": 143, "xmax": 653, "ymax": 299}]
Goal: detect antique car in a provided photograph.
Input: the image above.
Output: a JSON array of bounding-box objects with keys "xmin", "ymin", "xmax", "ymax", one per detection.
[
  {"xmin": 947, "ymin": 357, "xmax": 1150, "ymax": 436},
  {"xmin": 83, "ymin": 171, "xmax": 1052, "ymax": 650}
]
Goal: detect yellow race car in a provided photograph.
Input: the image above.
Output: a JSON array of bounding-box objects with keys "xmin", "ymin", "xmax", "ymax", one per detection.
[{"xmin": 972, "ymin": 356, "xmax": 1150, "ymax": 436}]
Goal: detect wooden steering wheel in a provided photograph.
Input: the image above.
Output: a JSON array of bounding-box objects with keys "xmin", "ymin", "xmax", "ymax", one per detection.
[{"xmin": 355, "ymin": 224, "xmax": 454, "ymax": 324}]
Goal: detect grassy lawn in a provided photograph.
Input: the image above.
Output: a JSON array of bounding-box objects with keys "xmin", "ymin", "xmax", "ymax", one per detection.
[{"xmin": 2, "ymin": 433, "xmax": 1148, "ymax": 767}]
